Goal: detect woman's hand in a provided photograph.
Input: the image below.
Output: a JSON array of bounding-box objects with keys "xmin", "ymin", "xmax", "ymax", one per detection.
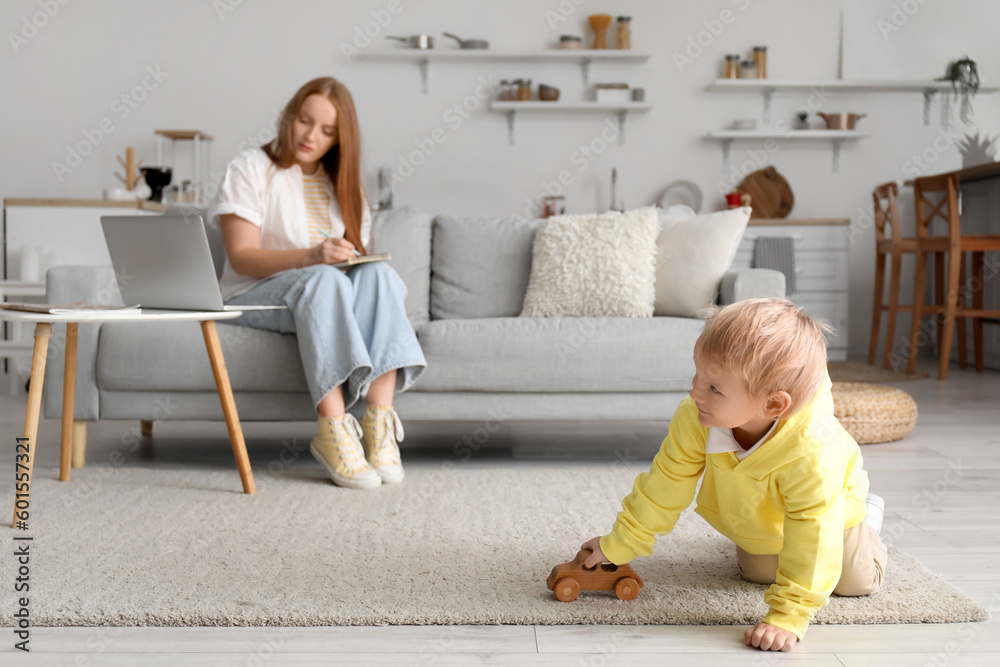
[
  {"xmin": 581, "ymin": 537, "xmax": 608, "ymax": 568},
  {"xmin": 312, "ymin": 237, "xmax": 356, "ymax": 265}
]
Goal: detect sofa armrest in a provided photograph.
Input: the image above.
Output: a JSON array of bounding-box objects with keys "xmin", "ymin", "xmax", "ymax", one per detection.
[
  {"xmin": 719, "ymin": 269, "xmax": 786, "ymax": 306},
  {"xmin": 42, "ymin": 266, "xmax": 122, "ymax": 420}
]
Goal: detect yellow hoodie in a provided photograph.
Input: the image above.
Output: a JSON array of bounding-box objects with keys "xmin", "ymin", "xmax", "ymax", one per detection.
[{"xmin": 599, "ymin": 376, "xmax": 870, "ymax": 639}]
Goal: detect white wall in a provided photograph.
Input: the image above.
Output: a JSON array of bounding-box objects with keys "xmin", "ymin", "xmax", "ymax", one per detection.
[{"xmin": 2, "ymin": 0, "xmax": 998, "ymax": 357}]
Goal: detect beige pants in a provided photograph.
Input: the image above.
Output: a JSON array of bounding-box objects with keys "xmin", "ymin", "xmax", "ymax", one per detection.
[{"xmin": 736, "ymin": 521, "xmax": 888, "ymax": 596}]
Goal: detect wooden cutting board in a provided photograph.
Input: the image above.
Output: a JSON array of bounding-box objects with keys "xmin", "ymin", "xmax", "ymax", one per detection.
[{"xmin": 736, "ymin": 167, "xmax": 794, "ymax": 218}]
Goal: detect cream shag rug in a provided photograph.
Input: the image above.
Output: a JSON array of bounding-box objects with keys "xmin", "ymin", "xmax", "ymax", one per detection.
[{"xmin": 2, "ymin": 466, "xmax": 988, "ymax": 627}]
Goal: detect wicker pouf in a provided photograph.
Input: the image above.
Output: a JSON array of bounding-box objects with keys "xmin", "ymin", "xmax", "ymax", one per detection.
[{"xmin": 831, "ymin": 382, "xmax": 918, "ymax": 445}]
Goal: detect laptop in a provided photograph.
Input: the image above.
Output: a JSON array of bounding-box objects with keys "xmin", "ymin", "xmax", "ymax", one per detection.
[{"xmin": 100, "ymin": 214, "xmax": 285, "ymax": 312}]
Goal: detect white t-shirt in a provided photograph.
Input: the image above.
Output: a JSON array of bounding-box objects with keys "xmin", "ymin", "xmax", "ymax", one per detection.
[{"xmin": 208, "ymin": 147, "xmax": 372, "ymax": 300}]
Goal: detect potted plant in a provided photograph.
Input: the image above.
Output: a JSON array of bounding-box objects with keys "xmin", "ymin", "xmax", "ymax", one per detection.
[{"xmin": 937, "ymin": 56, "xmax": 980, "ymax": 125}]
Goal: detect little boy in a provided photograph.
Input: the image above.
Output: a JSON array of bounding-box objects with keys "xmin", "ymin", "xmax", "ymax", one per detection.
[{"xmin": 581, "ymin": 298, "xmax": 887, "ymax": 652}]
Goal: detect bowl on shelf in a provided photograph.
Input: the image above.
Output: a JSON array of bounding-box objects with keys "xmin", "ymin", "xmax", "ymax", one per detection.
[
  {"xmin": 539, "ymin": 84, "xmax": 560, "ymax": 102},
  {"xmin": 730, "ymin": 119, "xmax": 757, "ymax": 130},
  {"xmin": 816, "ymin": 112, "xmax": 866, "ymax": 130}
]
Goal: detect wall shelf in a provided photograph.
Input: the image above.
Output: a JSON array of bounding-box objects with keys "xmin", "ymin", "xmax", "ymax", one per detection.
[
  {"xmin": 490, "ymin": 101, "xmax": 652, "ymax": 145},
  {"xmin": 704, "ymin": 130, "xmax": 869, "ymax": 172},
  {"xmin": 708, "ymin": 79, "xmax": 1000, "ymax": 124},
  {"xmin": 356, "ymin": 50, "xmax": 651, "ymax": 93}
]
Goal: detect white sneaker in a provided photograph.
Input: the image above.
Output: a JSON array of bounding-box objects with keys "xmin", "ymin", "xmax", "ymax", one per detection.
[
  {"xmin": 311, "ymin": 414, "xmax": 381, "ymax": 490},
  {"xmin": 360, "ymin": 405, "xmax": 405, "ymax": 484},
  {"xmin": 864, "ymin": 493, "xmax": 885, "ymax": 535}
]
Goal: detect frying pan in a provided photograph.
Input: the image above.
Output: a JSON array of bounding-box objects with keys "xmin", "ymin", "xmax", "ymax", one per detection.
[
  {"xmin": 442, "ymin": 32, "xmax": 489, "ymax": 49},
  {"xmin": 386, "ymin": 34, "xmax": 433, "ymax": 49}
]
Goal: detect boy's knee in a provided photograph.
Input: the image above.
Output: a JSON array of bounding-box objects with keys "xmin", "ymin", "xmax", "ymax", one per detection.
[
  {"xmin": 736, "ymin": 547, "xmax": 778, "ymax": 585},
  {"xmin": 834, "ymin": 565, "xmax": 884, "ymax": 597}
]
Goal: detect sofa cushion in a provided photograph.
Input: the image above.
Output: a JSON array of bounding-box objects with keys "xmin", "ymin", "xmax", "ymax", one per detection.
[
  {"xmin": 430, "ymin": 215, "xmax": 541, "ymax": 320},
  {"xmin": 372, "ymin": 206, "xmax": 432, "ymax": 327},
  {"xmin": 520, "ymin": 207, "xmax": 661, "ymax": 317},
  {"xmin": 413, "ymin": 316, "xmax": 702, "ymax": 392},
  {"xmin": 97, "ymin": 321, "xmax": 307, "ymax": 392},
  {"xmin": 654, "ymin": 207, "xmax": 749, "ymax": 316}
]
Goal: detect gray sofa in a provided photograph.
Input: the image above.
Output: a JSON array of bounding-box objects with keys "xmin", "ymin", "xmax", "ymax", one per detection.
[{"xmin": 42, "ymin": 207, "xmax": 784, "ymax": 425}]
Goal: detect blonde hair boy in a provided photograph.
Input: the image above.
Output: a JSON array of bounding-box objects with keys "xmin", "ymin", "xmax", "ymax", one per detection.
[{"xmin": 580, "ymin": 298, "xmax": 887, "ymax": 652}]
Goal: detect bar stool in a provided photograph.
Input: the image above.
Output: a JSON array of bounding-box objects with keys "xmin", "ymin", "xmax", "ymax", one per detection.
[
  {"xmin": 907, "ymin": 173, "xmax": 1000, "ymax": 379},
  {"xmin": 868, "ymin": 182, "xmax": 919, "ymax": 369}
]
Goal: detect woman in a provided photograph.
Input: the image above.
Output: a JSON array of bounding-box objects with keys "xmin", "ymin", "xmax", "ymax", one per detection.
[{"xmin": 209, "ymin": 77, "xmax": 425, "ymax": 490}]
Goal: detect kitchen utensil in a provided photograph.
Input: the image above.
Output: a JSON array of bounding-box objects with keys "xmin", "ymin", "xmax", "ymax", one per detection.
[
  {"xmin": 658, "ymin": 180, "xmax": 703, "ymax": 213},
  {"xmin": 736, "ymin": 167, "xmax": 793, "ymax": 219},
  {"xmin": 816, "ymin": 112, "xmax": 866, "ymax": 130},
  {"xmin": 588, "ymin": 14, "xmax": 612, "ymax": 49},
  {"xmin": 140, "ymin": 166, "xmax": 172, "ymax": 202},
  {"xmin": 538, "ymin": 84, "xmax": 560, "ymax": 102},
  {"xmin": 442, "ymin": 32, "xmax": 488, "ymax": 49},
  {"xmin": 386, "ymin": 34, "xmax": 433, "ymax": 49}
]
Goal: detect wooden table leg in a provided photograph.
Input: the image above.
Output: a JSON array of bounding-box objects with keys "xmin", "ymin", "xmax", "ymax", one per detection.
[
  {"xmin": 12, "ymin": 323, "xmax": 52, "ymax": 528},
  {"xmin": 59, "ymin": 322, "xmax": 78, "ymax": 481},
  {"xmin": 71, "ymin": 420, "xmax": 87, "ymax": 468},
  {"xmin": 200, "ymin": 320, "xmax": 256, "ymax": 494}
]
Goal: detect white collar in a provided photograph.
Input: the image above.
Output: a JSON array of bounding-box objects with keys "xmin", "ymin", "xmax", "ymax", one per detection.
[{"xmin": 706, "ymin": 421, "xmax": 778, "ymax": 461}]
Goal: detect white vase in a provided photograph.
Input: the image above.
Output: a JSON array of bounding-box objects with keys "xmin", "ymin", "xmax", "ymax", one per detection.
[{"xmin": 19, "ymin": 247, "xmax": 40, "ymax": 282}]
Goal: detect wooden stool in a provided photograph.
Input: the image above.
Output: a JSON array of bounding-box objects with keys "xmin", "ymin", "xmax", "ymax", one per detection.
[
  {"xmin": 907, "ymin": 173, "xmax": 1000, "ymax": 379},
  {"xmin": 868, "ymin": 182, "xmax": 919, "ymax": 370}
]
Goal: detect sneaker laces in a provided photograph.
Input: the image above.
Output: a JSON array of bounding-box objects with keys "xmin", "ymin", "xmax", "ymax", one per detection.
[
  {"xmin": 329, "ymin": 415, "xmax": 368, "ymax": 474},
  {"xmin": 368, "ymin": 408, "xmax": 404, "ymax": 466}
]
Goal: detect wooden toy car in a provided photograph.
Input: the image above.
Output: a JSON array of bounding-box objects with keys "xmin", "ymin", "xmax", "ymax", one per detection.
[{"xmin": 546, "ymin": 548, "xmax": 643, "ymax": 602}]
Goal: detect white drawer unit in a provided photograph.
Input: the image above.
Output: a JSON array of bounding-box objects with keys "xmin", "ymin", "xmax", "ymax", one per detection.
[{"xmin": 740, "ymin": 220, "xmax": 851, "ymax": 361}]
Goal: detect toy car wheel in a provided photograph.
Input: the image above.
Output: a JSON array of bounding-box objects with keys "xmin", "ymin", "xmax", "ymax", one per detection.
[
  {"xmin": 614, "ymin": 577, "xmax": 640, "ymax": 601},
  {"xmin": 553, "ymin": 577, "xmax": 580, "ymax": 602}
]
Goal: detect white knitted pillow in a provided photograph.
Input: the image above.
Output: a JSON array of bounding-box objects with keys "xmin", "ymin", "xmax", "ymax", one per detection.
[{"xmin": 520, "ymin": 207, "xmax": 660, "ymax": 317}]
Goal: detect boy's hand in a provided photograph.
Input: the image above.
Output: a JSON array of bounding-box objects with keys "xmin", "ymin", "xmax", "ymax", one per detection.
[
  {"xmin": 745, "ymin": 622, "xmax": 797, "ymax": 651},
  {"xmin": 580, "ymin": 537, "xmax": 607, "ymax": 568}
]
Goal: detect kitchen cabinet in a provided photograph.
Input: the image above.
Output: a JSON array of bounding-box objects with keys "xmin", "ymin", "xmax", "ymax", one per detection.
[
  {"xmin": 2, "ymin": 199, "xmax": 165, "ymax": 280},
  {"xmin": 728, "ymin": 218, "xmax": 851, "ymax": 361}
]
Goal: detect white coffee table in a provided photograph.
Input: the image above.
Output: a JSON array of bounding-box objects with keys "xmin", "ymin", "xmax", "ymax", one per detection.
[{"xmin": 2, "ymin": 308, "xmax": 256, "ymax": 528}]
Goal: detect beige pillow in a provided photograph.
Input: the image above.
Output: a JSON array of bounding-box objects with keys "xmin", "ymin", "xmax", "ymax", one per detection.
[
  {"xmin": 520, "ymin": 207, "xmax": 660, "ymax": 317},
  {"xmin": 654, "ymin": 207, "xmax": 750, "ymax": 316}
]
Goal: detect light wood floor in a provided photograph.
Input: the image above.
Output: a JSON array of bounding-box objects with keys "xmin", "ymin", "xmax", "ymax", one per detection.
[{"xmin": 1, "ymin": 358, "xmax": 998, "ymax": 666}]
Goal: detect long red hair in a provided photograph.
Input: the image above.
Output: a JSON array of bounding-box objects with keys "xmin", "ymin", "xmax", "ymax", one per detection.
[{"xmin": 264, "ymin": 77, "xmax": 367, "ymax": 254}]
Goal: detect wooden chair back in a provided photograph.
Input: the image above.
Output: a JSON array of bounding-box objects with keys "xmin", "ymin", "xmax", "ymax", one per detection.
[
  {"xmin": 872, "ymin": 181, "xmax": 903, "ymax": 247},
  {"xmin": 912, "ymin": 173, "xmax": 961, "ymax": 245}
]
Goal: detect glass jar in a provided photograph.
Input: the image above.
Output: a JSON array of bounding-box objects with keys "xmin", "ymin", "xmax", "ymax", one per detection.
[
  {"xmin": 616, "ymin": 16, "xmax": 631, "ymax": 50},
  {"xmin": 518, "ymin": 78, "xmax": 532, "ymax": 101},
  {"xmin": 499, "ymin": 79, "xmax": 510, "ymax": 100},
  {"xmin": 739, "ymin": 59, "xmax": 757, "ymax": 79},
  {"xmin": 753, "ymin": 46, "xmax": 767, "ymax": 79},
  {"xmin": 724, "ymin": 54, "xmax": 741, "ymax": 79}
]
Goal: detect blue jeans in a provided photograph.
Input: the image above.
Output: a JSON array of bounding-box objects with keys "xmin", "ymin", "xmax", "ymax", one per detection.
[{"xmin": 225, "ymin": 262, "xmax": 426, "ymax": 411}]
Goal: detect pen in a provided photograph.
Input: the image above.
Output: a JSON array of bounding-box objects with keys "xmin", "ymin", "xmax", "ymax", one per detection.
[{"xmin": 318, "ymin": 229, "xmax": 361, "ymax": 255}]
